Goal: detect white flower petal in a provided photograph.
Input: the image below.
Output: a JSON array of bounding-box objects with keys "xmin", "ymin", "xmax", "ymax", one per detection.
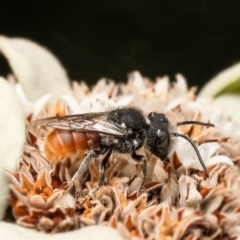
[
  {"xmin": 60, "ymin": 94, "xmax": 81, "ymax": 114},
  {"xmin": 208, "ymin": 107, "xmax": 225, "ymax": 127},
  {"xmin": 0, "ymin": 35, "xmax": 70, "ymax": 101},
  {"xmin": 180, "ymin": 101, "xmax": 209, "ymax": 122},
  {"xmin": 79, "ymin": 98, "xmax": 93, "ymax": 112},
  {"xmin": 165, "ymin": 97, "xmax": 187, "ymax": 111},
  {"xmin": 175, "ymin": 136, "xmax": 231, "ymax": 171},
  {"xmin": 154, "ymin": 76, "xmax": 169, "ymax": 95},
  {"xmin": 0, "ymin": 222, "xmax": 122, "ymax": 240},
  {"xmin": 14, "ymin": 83, "xmax": 28, "ymax": 102},
  {"xmin": 115, "ymin": 95, "xmax": 133, "ymax": 107},
  {"xmin": 128, "ymin": 71, "xmax": 146, "ymax": 91},
  {"xmin": 205, "ymin": 155, "xmax": 233, "ymax": 167},
  {"xmin": 213, "ymin": 94, "xmax": 240, "ymax": 123},
  {"xmin": 174, "ymin": 74, "xmax": 188, "ymax": 95},
  {"xmin": 175, "ymin": 138, "xmax": 197, "ymax": 165},
  {"xmin": 31, "ymin": 94, "xmax": 52, "ymax": 119},
  {"xmin": 53, "ymin": 192, "xmax": 75, "ymax": 209},
  {"xmin": 199, "ymin": 62, "xmax": 240, "ymax": 97},
  {"xmin": 222, "ymin": 121, "xmax": 240, "ymax": 138},
  {"xmin": 144, "ymin": 98, "xmax": 166, "ymax": 113},
  {"xmin": 14, "ymin": 83, "xmax": 33, "ymax": 115},
  {"xmin": 198, "ymin": 142, "xmax": 221, "ymax": 159},
  {"xmin": 0, "ymin": 77, "xmax": 25, "ymax": 219}
]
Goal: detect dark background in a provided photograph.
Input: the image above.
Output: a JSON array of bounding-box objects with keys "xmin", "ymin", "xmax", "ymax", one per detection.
[{"xmin": 1, "ymin": 2, "xmax": 240, "ymax": 90}]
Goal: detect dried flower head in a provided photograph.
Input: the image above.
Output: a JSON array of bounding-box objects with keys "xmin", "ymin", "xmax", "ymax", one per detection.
[{"xmin": 5, "ymin": 71, "xmax": 240, "ymax": 240}]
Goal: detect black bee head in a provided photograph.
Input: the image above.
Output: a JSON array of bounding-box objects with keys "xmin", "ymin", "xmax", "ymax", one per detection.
[{"xmin": 146, "ymin": 112, "xmax": 170, "ymax": 160}]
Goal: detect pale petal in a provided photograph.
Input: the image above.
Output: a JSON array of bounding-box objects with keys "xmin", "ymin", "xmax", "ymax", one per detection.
[
  {"xmin": 79, "ymin": 98, "xmax": 93, "ymax": 112},
  {"xmin": 204, "ymin": 155, "xmax": 233, "ymax": 167},
  {"xmin": 174, "ymin": 138, "xmax": 197, "ymax": 166},
  {"xmin": 31, "ymin": 94, "xmax": 52, "ymax": 119},
  {"xmin": 154, "ymin": 76, "xmax": 169, "ymax": 95},
  {"xmin": 53, "ymin": 192, "xmax": 75, "ymax": 209},
  {"xmin": 199, "ymin": 62, "xmax": 240, "ymax": 97},
  {"xmin": 115, "ymin": 95, "xmax": 133, "ymax": 107},
  {"xmin": 14, "ymin": 83, "xmax": 31, "ymax": 111},
  {"xmin": 212, "ymin": 94, "xmax": 240, "ymax": 123},
  {"xmin": 198, "ymin": 142, "xmax": 221, "ymax": 158},
  {"xmin": 0, "ymin": 78, "xmax": 25, "ymax": 219},
  {"xmin": 28, "ymin": 195, "xmax": 46, "ymax": 209},
  {"xmin": 144, "ymin": 98, "xmax": 166, "ymax": 113},
  {"xmin": 208, "ymin": 107, "xmax": 225, "ymax": 127},
  {"xmin": 180, "ymin": 100, "xmax": 209, "ymax": 122},
  {"xmin": 0, "ymin": 222, "xmax": 122, "ymax": 240},
  {"xmin": 175, "ymin": 138, "xmax": 230, "ymax": 170},
  {"xmin": 91, "ymin": 78, "xmax": 114, "ymax": 96},
  {"xmin": 174, "ymin": 74, "xmax": 188, "ymax": 95},
  {"xmin": 165, "ymin": 97, "xmax": 187, "ymax": 111},
  {"xmin": 221, "ymin": 120, "xmax": 240, "ymax": 138},
  {"xmin": 128, "ymin": 71, "xmax": 146, "ymax": 91},
  {"xmin": 0, "ymin": 35, "xmax": 70, "ymax": 101},
  {"xmin": 60, "ymin": 94, "xmax": 81, "ymax": 114}
]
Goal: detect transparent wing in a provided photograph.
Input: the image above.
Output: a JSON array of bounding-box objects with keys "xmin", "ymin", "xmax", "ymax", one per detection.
[{"xmin": 35, "ymin": 111, "xmax": 127, "ymax": 137}]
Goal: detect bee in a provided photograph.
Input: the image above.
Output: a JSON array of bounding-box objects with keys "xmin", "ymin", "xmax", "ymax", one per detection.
[{"xmin": 35, "ymin": 108, "xmax": 214, "ymax": 190}]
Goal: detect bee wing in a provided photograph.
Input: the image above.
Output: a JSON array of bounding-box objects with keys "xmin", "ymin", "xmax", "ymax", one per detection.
[{"xmin": 35, "ymin": 112, "xmax": 127, "ymax": 137}]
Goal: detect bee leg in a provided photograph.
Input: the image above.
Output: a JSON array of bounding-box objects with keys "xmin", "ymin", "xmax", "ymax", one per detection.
[
  {"xmin": 81, "ymin": 149, "xmax": 111, "ymax": 204},
  {"xmin": 131, "ymin": 152, "xmax": 147, "ymax": 193},
  {"xmin": 87, "ymin": 149, "xmax": 112, "ymax": 198},
  {"xmin": 70, "ymin": 150, "xmax": 100, "ymax": 186},
  {"xmin": 98, "ymin": 149, "xmax": 112, "ymax": 189}
]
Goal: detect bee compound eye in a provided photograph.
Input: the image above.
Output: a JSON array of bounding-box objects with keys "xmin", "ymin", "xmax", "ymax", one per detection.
[{"xmin": 155, "ymin": 130, "xmax": 170, "ymax": 160}]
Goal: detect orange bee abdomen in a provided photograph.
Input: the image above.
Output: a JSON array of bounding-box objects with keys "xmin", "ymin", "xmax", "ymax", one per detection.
[{"xmin": 44, "ymin": 129, "xmax": 100, "ymax": 162}]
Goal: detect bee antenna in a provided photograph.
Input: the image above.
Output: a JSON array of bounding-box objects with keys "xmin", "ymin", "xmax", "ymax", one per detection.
[
  {"xmin": 177, "ymin": 121, "xmax": 215, "ymax": 127},
  {"xmin": 171, "ymin": 132, "xmax": 209, "ymax": 177}
]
